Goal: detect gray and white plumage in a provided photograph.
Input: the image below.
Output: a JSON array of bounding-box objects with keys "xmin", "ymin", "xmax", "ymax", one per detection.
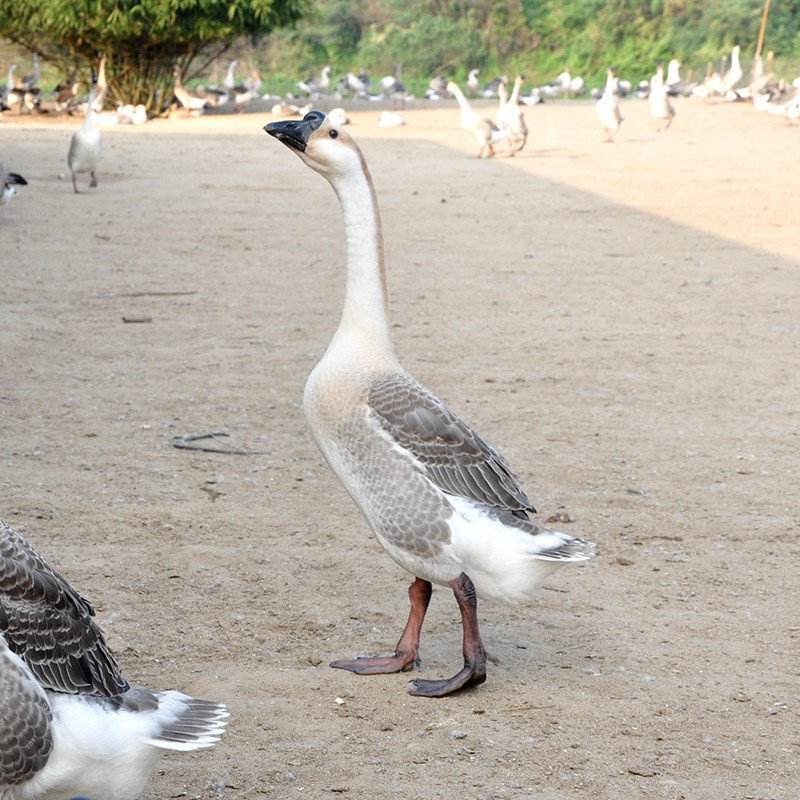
[
  {"xmin": 68, "ymin": 79, "xmax": 102, "ymax": 193},
  {"xmin": 0, "ymin": 520, "xmax": 228, "ymax": 800},
  {"xmin": 1, "ymin": 164, "xmax": 27, "ymax": 205}
]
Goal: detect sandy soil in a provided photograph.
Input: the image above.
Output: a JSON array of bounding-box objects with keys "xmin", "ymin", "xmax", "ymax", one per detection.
[{"xmin": 2, "ymin": 99, "xmax": 799, "ymax": 800}]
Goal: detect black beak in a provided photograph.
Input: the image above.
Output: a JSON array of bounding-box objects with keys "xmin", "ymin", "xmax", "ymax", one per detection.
[
  {"xmin": 264, "ymin": 110, "xmax": 326, "ymax": 153},
  {"xmin": 7, "ymin": 172, "xmax": 27, "ymax": 186}
]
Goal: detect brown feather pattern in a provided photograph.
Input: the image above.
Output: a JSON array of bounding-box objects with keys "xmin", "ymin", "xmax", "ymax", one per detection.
[
  {"xmin": 0, "ymin": 521, "xmax": 129, "ymax": 697},
  {"xmin": 367, "ymin": 373, "xmax": 536, "ymax": 515},
  {"xmin": 0, "ymin": 638, "xmax": 53, "ymax": 786}
]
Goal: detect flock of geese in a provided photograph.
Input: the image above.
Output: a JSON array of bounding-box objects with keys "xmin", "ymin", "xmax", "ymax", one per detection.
[{"xmin": 2, "ymin": 45, "xmax": 798, "ymax": 198}]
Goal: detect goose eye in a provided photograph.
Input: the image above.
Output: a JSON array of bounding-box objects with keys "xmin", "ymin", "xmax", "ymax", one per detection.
[{"xmin": 329, "ymin": 129, "xmax": 339, "ymax": 139}]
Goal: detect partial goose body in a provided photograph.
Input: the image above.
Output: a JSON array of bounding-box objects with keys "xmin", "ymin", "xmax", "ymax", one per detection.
[
  {"xmin": 447, "ymin": 81, "xmax": 504, "ymax": 158},
  {"xmin": 299, "ymin": 65, "xmax": 332, "ymax": 97},
  {"xmin": 264, "ymin": 111, "xmax": 594, "ymax": 697},
  {"xmin": 173, "ymin": 65, "xmax": 209, "ymax": 113},
  {"xmin": 648, "ymin": 65, "xmax": 675, "ymax": 130},
  {"xmin": 481, "ymin": 75, "xmax": 507, "ymax": 98},
  {"xmin": 596, "ymin": 69, "xmax": 623, "ymax": 141},
  {"xmin": 222, "ymin": 60, "xmax": 238, "ymax": 90},
  {"xmin": 68, "ymin": 79, "xmax": 102, "ymax": 193},
  {"xmin": 1, "ymin": 163, "xmax": 27, "ymax": 205},
  {"xmin": 0, "ymin": 520, "xmax": 228, "ymax": 800},
  {"xmin": 497, "ymin": 76, "xmax": 528, "ymax": 154},
  {"xmin": 378, "ymin": 110, "xmax": 404, "ymax": 127},
  {"xmin": 2, "ymin": 64, "xmax": 20, "ymax": 110}
]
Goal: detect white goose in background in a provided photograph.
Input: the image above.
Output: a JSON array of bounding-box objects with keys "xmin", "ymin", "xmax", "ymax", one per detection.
[
  {"xmin": 467, "ymin": 68, "xmax": 480, "ymax": 96},
  {"xmin": 1, "ymin": 163, "xmax": 27, "ymax": 205},
  {"xmin": 18, "ymin": 54, "xmax": 41, "ymax": 113},
  {"xmin": 263, "ymin": 111, "xmax": 595, "ymax": 697},
  {"xmin": 497, "ymin": 75, "xmax": 528, "ymax": 154},
  {"xmin": 328, "ymin": 106, "xmax": 350, "ymax": 126},
  {"xmin": 648, "ymin": 65, "xmax": 675, "ymax": 130},
  {"xmin": 447, "ymin": 80, "xmax": 504, "ymax": 158},
  {"xmin": 595, "ymin": 68, "xmax": 623, "ymax": 142},
  {"xmin": 2, "ymin": 64, "xmax": 20, "ymax": 110},
  {"xmin": 299, "ymin": 65, "xmax": 332, "ymax": 97},
  {"xmin": 665, "ymin": 59, "xmax": 695, "ymax": 97},
  {"xmin": 722, "ymin": 45, "xmax": 743, "ymax": 97},
  {"xmin": 0, "ymin": 520, "xmax": 228, "ymax": 800},
  {"xmin": 92, "ymin": 55, "xmax": 108, "ymax": 111},
  {"xmin": 67, "ymin": 74, "xmax": 102, "ymax": 193},
  {"xmin": 378, "ymin": 110, "xmax": 405, "ymax": 127}
]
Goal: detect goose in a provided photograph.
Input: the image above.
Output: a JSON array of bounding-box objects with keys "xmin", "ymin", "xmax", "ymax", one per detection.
[
  {"xmin": 722, "ymin": 45, "xmax": 743, "ymax": 96},
  {"xmin": 2, "ymin": 64, "xmax": 20, "ymax": 110},
  {"xmin": 497, "ymin": 75, "xmax": 528, "ymax": 154},
  {"xmin": 648, "ymin": 65, "xmax": 675, "ymax": 131},
  {"xmin": 67, "ymin": 75, "xmax": 102, "ymax": 193},
  {"xmin": 244, "ymin": 64, "xmax": 263, "ymax": 95},
  {"xmin": 379, "ymin": 74, "xmax": 405, "ymax": 94},
  {"xmin": 222, "ymin": 59, "xmax": 238, "ymax": 90},
  {"xmin": 299, "ymin": 65, "xmax": 332, "ymax": 97},
  {"xmin": 595, "ymin": 69, "xmax": 623, "ymax": 142},
  {"xmin": 18, "ymin": 54, "xmax": 40, "ymax": 91},
  {"xmin": 428, "ymin": 75, "xmax": 448, "ymax": 96},
  {"xmin": 1, "ymin": 163, "xmax": 27, "ymax": 205},
  {"xmin": 92, "ymin": 55, "xmax": 108, "ymax": 111},
  {"xmin": 18, "ymin": 55, "xmax": 41, "ymax": 113},
  {"xmin": 263, "ymin": 111, "xmax": 596, "ymax": 697},
  {"xmin": 665, "ymin": 59, "xmax": 696, "ymax": 97},
  {"xmin": 519, "ymin": 87, "xmax": 543, "ymax": 106},
  {"xmin": 53, "ymin": 76, "xmax": 80, "ymax": 114},
  {"xmin": 481, "ymin": 75, "xmax": 507, "ymax": 98},
  {"xmin": 467, "ymin": 68, "xmax": 480, "ymax": 96},
  {"xmin": 328, "ymin": 107, "xmax": 350, "ymax": 126},
  {"xmin": 345, "ymin": 71, "xmax": 369, "ymax": 96},
  {"xmin": 173, "ymin": 65, "xmax": 209, "ymax": 114},
  {"xmin": 447, "ymin": 80, "xmax": 504, "ymax": 158},
  {"xmin": 0, "ymin": 519, "xmax": 228, "ymax": 800},
  {"xmin": 377, "ymin": 110, "xmax": 405, "ymax": 127}
]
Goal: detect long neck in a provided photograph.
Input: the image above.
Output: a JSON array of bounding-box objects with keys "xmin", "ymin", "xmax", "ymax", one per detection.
[
  {"xmin": 450, "ymin": 84, "xmax": 471, "ymax": 115},
  {"xmin": 84, "ymin": 86, "xmax": 96, "ymax": 127},
  {"xmin": 509, "ymin": 78, "xmax": 521, "ymax": 103},
  {"xmin": 328, "ymin": 160, "xmax": 394, "ymax": 360}
]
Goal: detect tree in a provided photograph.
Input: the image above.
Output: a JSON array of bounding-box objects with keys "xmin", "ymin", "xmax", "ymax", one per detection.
[{"xmin": 0, "ymin": 0, "xmax": 309, "ymax": 114}]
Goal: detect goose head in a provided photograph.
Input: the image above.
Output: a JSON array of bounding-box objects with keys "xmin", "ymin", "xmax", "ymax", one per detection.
[{"xmin": 265, "ymin": 110, "xmax": 361, "ymax": 180}]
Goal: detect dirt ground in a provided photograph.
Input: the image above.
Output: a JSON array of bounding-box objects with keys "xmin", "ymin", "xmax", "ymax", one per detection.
[{"xmin": 2, "ymin": 98, "xmax": 799, "ymax": 800}]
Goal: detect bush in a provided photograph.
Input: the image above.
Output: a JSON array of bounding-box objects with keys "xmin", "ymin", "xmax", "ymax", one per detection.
[{"xmin": 0, "ymin": 0, "xmax": 308, "ymax": 114}]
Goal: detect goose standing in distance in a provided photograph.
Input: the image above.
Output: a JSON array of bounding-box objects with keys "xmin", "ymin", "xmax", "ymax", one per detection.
[
  {"xmin": 263, "ymin": 111, "xmax": 596, "ymax": 697},
  {"xmin": 1, "ymin": 163, "xmax": 27, "ymax": 205},
  {"xmin": 173, "ymin": 64, "xmax": 210, "ymax": 114},
  {"xmin": 68, "ymin": 74, "xmax": 102, "ymax": 193},
  {"xmin": 447, "ymin": 81, "xmax": 504, "ymax": 158},
  {"xmin": 0, "ymin": 520, "xmax": 228, "ymax": 799},
  {"xmin": 497, "ymin": 75, "xmax": 528, "ymax": 154},
  {"xmin": 467, "ymin": 68, "xmax": 480, "ymax": 96},
  {"xmin": 648, "ymin": 65, "xmax": 675, "ymax": 130},
  {"xmin": 596, "ymin": 69, "xmax": 623, "ymax": 142}
]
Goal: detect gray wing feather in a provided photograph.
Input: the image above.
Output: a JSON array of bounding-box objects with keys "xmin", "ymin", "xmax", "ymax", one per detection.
[
  {"xmin": 0, "ymin": 520, "xmax": 129, "ymax": 696},
  {"xmin": 368, "ymin": 373, "xmax": 535, "ymax": 514},
  {"xmin": 0, "ymin": 636, "xmax": 53, "ymax": 786}
]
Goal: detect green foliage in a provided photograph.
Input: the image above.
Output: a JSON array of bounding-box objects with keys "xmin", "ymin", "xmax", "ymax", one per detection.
[
  {"xmin": 0, "ymin": 0, "xmax": 308, "ymax": 113},
  {"xmin": 261, "ymin": 0, "xmax": 800, "ymax": 88}
]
